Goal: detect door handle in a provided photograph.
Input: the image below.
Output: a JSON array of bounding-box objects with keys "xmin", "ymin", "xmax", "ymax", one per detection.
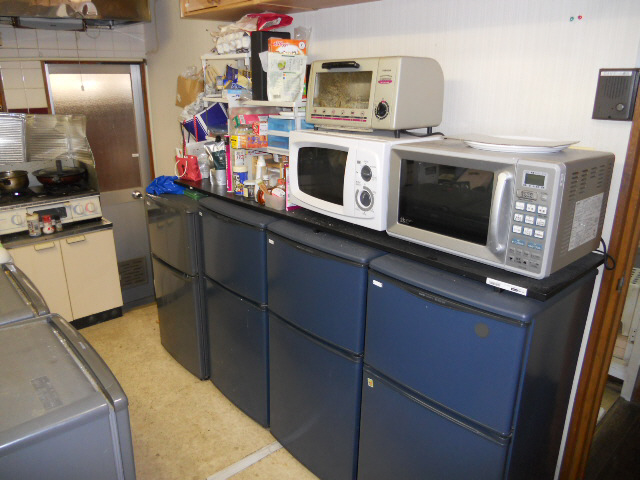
[
  {"xmin": 132, "ymin": 190, "xmax": 143, "ymax": 199},
  {"xmin": 66, "ymin": 235, "xmax": 86, "ymax": 244},
  {"xmin": 34, "ymin": 242, "xmax": 56, "ymax": 251}
]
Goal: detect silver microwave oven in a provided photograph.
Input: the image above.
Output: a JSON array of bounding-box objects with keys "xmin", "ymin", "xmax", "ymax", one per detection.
[
  {"xmin": 387, "ymin": 139, "xmax": 615, "ymax": 279},
  {"xmin": 306, "ymin": 56, "xmax": 444, "ymax": 132}
]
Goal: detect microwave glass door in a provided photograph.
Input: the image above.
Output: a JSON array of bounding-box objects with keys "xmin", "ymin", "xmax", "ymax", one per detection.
[
  {"xmin": 298, "ymin": 146, "xmax": 348, "ymax": 206},
  {"xmin": 313, "ymin": 71, "xmax": 373, "ymax": 109},
  {"xmin": 398, "ymin": 159, "xmax": 495, "ymax": 245}
]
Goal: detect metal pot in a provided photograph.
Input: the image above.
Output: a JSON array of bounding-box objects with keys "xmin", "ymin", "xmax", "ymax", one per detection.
[
  {"xmin": 0, "ymin": 170, "xmax": 29, "ymax": 193},
  {"xmin": 33, "ymin": 160, "xmax": 86, "ymax": 186}
]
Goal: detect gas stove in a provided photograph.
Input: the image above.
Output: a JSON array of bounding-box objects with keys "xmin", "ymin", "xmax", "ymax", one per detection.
[{"xmin": 0, "ymin": 186, "xmax": 102, "ymax": 235}]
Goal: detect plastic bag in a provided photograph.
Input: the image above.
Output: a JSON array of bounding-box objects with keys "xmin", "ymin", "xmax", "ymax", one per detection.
[{"xmin": 146, "ymin": 176, "xmax": 186, "ymax": 195}]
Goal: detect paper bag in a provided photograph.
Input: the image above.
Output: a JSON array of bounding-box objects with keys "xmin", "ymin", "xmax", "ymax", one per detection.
[{"xmin": 176, "ymin": 75, "xmax": 204, "ymax": 108}]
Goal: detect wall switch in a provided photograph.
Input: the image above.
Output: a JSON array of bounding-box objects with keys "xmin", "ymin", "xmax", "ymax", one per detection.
[{"xmin": 592, "ymin": 68, "xmax": 640, "ymax": 121}]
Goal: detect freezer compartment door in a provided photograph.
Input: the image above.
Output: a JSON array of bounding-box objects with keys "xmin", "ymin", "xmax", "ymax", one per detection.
[
  {"xmin": 153, "ymin": 257, "xmax": 208, "ymax": 379},
  {"xmin": 206, "ymin": 278, "xmax": 269, "ymax": 427},
  {"xmin": 269, "ymin": 313, "xmax": 362, "ymax": 480},
  {"xmin": 267, "ymin": 229, "xmax": 374, "ymax": 353},
  {"xmin": 357, "ymin": 367, "xmax": 509, "ymax": 480},
  {"xmin": 145, "ymin": 193, "xmax": 201, "ymax": 276},
  {"xmin": 365, "ymin": 270, "xmax": 528, "ymax": 436},
  {"xmin": 200, "ymin": 207, "xmax": 269, "ymax": 304}
]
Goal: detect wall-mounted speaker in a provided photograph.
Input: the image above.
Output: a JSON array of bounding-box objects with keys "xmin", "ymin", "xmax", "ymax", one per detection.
[{"xmin": 592, "ymin": 68, "xmax": 640, "ymax": 121}]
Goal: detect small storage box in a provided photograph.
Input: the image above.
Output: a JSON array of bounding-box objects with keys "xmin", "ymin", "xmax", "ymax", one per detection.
[
  {"xmin": 267, "ymin": 135, "xmax": 290, "ymax": 150},
  {"xmin": 267, "ymin": 115, "xmax": 313, "ymax": 132}
]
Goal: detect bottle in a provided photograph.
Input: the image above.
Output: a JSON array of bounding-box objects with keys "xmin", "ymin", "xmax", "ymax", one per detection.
[
  {"xmin": 198, "ymin": 153, "xmax": 211, "ymax": 179},
  {"xmin": 41, "ymin": 215, "xmax": 55, "ymax": 235}
]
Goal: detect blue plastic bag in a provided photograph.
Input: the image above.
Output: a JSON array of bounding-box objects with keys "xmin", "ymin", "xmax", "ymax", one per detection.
[{"xmin": 146, "ymin": 176, "xmax": 186, "ymax": 195}]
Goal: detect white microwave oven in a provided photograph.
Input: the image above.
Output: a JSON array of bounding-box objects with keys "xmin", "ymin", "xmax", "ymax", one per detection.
[
  {"xmin": 289, "ymin": 130, "xmax": 435, "ymax": 230},
  {"xmin": 306, "ymin": 56, "xmax": 444, "ymax": 132},
  {"xmin": 386, "ymin": 139, "xmax": 615, "ymax": 279}
]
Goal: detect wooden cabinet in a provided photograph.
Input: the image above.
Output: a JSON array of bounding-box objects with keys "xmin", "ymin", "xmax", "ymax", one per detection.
[
  {"xmin": 9, "ymin": 229, "xmax": 123, "ymax": 321},
  {"xmin": 180, "ymin": 0, "xmax": 380, "ymax": 21}
]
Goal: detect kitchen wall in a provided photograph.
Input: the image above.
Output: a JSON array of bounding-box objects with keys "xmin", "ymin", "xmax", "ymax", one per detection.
[
  {"xmin": 144, "ymin": 1, "xmax": 222, "ymax": 177},
  {"xmin": 0, "ymin": 23, "xmax": 146, "ymax": 110}
]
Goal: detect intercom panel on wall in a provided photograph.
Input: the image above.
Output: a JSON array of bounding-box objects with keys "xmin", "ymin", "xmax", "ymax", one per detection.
[{"xmin": 592, "ymin": 68, "xmax": 640, "ymax": 121}]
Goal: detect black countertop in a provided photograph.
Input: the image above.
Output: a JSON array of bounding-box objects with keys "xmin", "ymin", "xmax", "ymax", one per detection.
[{"xmin": 177, "ymin": 178, "xmax": 604, "ymax": 301}]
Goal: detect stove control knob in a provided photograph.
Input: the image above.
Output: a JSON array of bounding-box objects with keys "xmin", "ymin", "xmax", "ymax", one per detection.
[
  {"xmin": 85, "ymin": 202, "xmax": 96, "ymax": 213},
  {"xmin": 73, "ymin": 205, "xmax": 85, "ymax": 215},
  {"xmin": 11, "ymin": 214, "xmax": 24, "ymax": 225}
]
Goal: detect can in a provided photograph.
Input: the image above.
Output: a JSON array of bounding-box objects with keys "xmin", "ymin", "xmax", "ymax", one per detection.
[{"xmin": 26, "ymin": 213, "xmax": 41, "ymax": 237}]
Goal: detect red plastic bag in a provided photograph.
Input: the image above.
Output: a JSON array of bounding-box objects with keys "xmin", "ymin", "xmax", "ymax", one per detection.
[
  {"xmin": 246, "ymin": 13, "xmax": 293, "ymax": 31},
  {"xmin": 175, "ymin": 155, "xmax": 202, "ymax": 182}
]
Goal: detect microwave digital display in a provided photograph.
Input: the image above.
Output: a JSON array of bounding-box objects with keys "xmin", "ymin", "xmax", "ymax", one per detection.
[
  {"xmin": 313, "ymin": 71, "xmax": 373, "ymax": 109},
  {"xmin": 523, "ymin": 171, "xmax": 546, "ymax": 189},
  {"xmin": 297, "ymin": 147, "xmax": 348, "ymax": 206},
  {"xmin": 397, "ymin": 159, "xmax": 494, "ymax": 245}
]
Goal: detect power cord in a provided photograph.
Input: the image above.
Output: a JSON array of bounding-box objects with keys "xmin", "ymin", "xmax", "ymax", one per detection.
[{"xmin": 596, "ymin": 238, "xmax": 616, "ymax": 270}]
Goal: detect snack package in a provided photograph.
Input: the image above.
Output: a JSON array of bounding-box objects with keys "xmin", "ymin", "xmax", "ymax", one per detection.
[{"xmin": 268, "ymin": 38, "xmax": 307, "ymax": 55}]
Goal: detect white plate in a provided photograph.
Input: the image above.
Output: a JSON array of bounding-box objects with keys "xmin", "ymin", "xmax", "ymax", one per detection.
[{"xmin": 459, "ymin": 134, "xmax": 578, "ymax": 154}]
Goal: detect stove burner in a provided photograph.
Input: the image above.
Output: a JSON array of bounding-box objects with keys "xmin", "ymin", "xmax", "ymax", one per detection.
[
  {"xmin": 41, "ymin": 182, "xmax": 90, "ymax": 196},
  {"xmin": 0, "ymin": 188, "xmax": 34, "ymax": 205}
]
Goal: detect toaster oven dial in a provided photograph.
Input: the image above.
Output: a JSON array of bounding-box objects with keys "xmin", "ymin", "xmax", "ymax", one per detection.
[
  {"xmin": 357, "ymin": 187, "xmax": 374, "ymax": 211},
  {"xmin": 375, "ymin": 100, "xmax": 389, "ymax": 120},
  {"xmin": 361, "ymin": 165, "xmax": 373, "ymax": 182}
]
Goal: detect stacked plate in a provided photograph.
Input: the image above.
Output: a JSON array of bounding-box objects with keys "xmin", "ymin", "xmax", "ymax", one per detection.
[
  {"xmin": 456, "ymin": 134, "xmax": 579, "ymax": 154},
  {"xmin": 0, "ymin": 113, "xmax": 27, "ymax": 163}
]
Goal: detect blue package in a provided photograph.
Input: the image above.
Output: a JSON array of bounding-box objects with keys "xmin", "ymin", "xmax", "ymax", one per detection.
[{"xmin": 146, "ymin": 176, "xmax": 186, "ymax": 195}]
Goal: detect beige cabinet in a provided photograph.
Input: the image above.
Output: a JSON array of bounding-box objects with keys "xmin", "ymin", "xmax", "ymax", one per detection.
[
  {"xmin": 179, "ymin": 0, "xmax": 380, "ymax": 21},
  {"xmin": 9, "ymin": 229, "xmax": 123, "ymax": 321}
]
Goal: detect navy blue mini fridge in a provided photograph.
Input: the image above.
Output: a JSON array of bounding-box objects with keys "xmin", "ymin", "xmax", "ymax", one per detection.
[
  {"xmin": 199, "ymin": 197, "xmax": 277, "ymax": 304},
  {"xmin": 146, "ymin": 193, "xmax": 208, "ymax": 380},
  {"xmin": 267, "ymin": 220, "xmax": 384, "ymax": 480},
  {"xmin": 199, "ymin": 197, "xmax": 277, "ymax": 426},
  {"xmin": 358, "ymin": 254, "xmax": 598, "ymax": 480},
  {"xmin": 205, "ymin": 277, "xmax": 269, "ymax": 427}
]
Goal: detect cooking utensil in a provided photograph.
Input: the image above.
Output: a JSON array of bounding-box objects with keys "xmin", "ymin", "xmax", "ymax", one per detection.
[
  {"xmin": 0, "ymin": 170, "xmax": 29, "ymax": 193},
  {"xmin": 33, "ymin": 159, "xmax": 86, "ymax": 186}
]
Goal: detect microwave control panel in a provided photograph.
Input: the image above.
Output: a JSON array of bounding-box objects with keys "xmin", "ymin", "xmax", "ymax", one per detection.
[
  {"xmin": 506, "ymin": 169, "xmax": 553, "ymax": 275},
  {"xmin": 354, "ymin": 160, "xmax": 378, "ymax": 217}
]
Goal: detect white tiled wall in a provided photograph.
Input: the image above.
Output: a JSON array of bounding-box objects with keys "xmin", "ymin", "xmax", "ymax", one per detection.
[
  {"xmin": 0, "ymin": 24, "xmax": 146, "ymax": 59},
  {"xmin": 0, "ymin": 24, "xmax": 147, "ymax": 110}
]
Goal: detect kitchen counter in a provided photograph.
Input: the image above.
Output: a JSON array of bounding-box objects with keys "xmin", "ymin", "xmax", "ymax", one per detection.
[
  {"xmin": 0, "ymin": 218, "xmax": 114, "ymax": 249},
  {"xmin": 177, "ymin": 178, "xmax": 604, "ymax": 301}
]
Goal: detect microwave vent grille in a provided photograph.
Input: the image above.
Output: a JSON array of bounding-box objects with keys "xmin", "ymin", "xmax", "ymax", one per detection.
[{"xmin": 557, "ymin": 162, "xmax": 612, "ymax": 256}]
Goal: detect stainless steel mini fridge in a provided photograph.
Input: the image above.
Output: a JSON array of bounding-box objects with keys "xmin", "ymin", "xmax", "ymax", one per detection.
[
  {"xmin": 0, "ymin": 314, "xmax": 135, "ymax": 480},
  {"xmin": 145, "ymin": 193, "xmax": 208, "ymax": 379}
]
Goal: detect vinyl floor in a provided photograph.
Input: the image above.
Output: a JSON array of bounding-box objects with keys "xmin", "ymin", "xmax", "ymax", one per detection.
[{"xmin": 80, "ymin": 303, "xmax": 319, "ymax": 480}]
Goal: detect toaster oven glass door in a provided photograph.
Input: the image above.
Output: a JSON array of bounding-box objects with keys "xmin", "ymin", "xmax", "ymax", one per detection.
[
  {"xmin": 313, "ymin": 71, "xmax": 373, "ymax": 110},
  {"xmin": 297, "ymin": 146, "xmax": 349, "ymax": 206},
  {"xmin": 397, "ymin": 160, "xmax": 495, "ymax": 245}
]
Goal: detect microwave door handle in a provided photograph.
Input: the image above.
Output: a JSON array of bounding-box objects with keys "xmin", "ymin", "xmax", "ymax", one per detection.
[
  {"xmin": 321, "ymin": 61, "xmax": 361, "ymax": 70},
  {"xmin": 487, "ymin": 171, "xmax": 514, "ymax": 255}
]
